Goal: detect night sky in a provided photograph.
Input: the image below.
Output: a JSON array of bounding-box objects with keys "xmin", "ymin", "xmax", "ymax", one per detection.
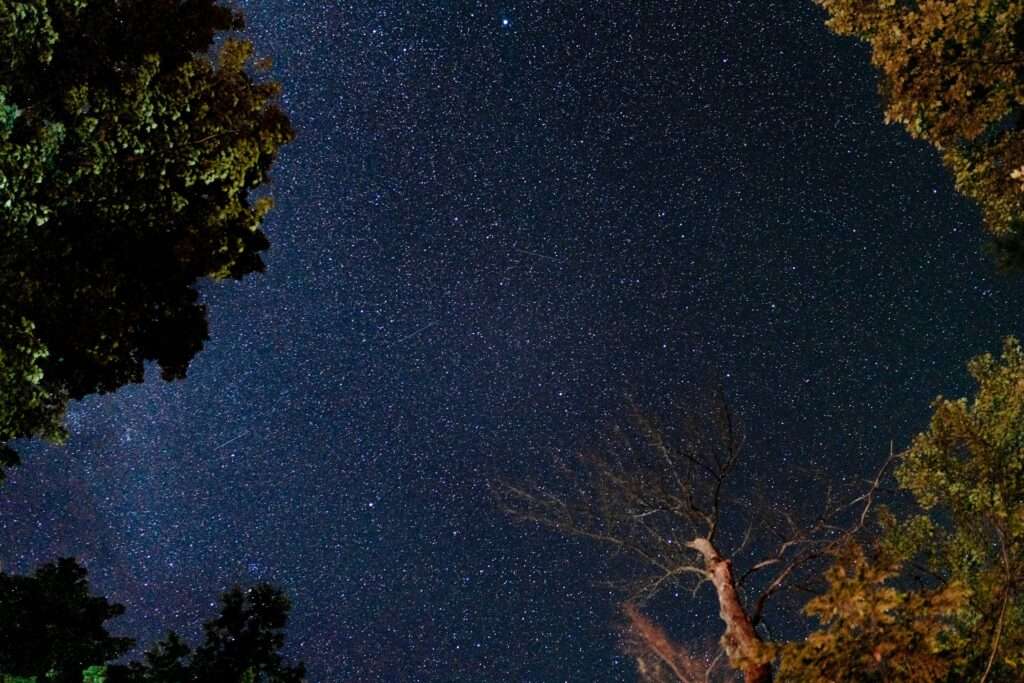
[{"xmin": 2, "ymin": 1, "xmax": 1023, "ymax": 681}]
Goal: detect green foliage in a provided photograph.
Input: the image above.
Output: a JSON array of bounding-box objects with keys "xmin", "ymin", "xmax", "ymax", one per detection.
[
  {"xmin": 815, "ymin": 0, "xmax": 1024, "ymax": 267},
  {"xmin": 0, "ymin": 0, "xmax": 292, "ymax": 469},
  {"xmin": 81, "ymin": 667, "xmax": 107, "ymax": 683},
  {"xmin": 0, "ymin": 666, "xmax": 106, "ymax": 683},
  {"xmin": 776, "ymin": 544, "xmax": 968, "ymax": 682},
  {"xmin": 892, "ymin": 337, "xmax": 1024, "ymax": 677},
  {"xmin": 772, "ymin": 339, "xmax": 1024, "ymax": 681},
  {"xmin": 0, "ymin": 315, "xmax": 66, "ymax": 476}
]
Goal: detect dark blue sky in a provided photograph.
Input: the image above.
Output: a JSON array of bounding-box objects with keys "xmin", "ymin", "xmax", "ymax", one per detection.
[{"xmin": 2, "ymin": 1, "xmax": 1022, "ymax": 681}]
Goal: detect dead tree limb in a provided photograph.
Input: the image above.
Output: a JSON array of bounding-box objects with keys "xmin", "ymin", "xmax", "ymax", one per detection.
[{"xmin": 494, "ymin": 392, "xmax": 898, "ymax": 682}]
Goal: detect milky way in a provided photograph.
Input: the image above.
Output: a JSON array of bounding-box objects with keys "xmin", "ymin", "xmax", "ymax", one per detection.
[{"xmin": 2, "ymin": 2, "xmax": 1021, "ymax": 680}]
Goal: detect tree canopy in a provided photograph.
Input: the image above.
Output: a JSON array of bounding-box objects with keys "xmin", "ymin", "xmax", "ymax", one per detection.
[
  {"xmin": 0, "ymin": 558, "xmax": 304, "ymax": 683},
  {"xmin": 0, "ymin": 0, "xmax": 293, "ymax": 472},
  {"xmin": 816, "ymin": 0, "xmax": 1024, "ymax": 269},
  {"xmin": 0, "ymin": 558, "xmax": 132, "ymax": 683},
  {"xmin": 778, "ymin": 338, "xmax": 1024, "ymax": 681},
  {"xmin": 0, "ymin": 3, "xmax": 302, "ymax": 680},
  {"xmin": 893, "ymin": 337, "xmax": 1024, "ymax": 678},
  {"xmin": 108, "ymin": 584, "xmax": 306, "ymax": 683}
]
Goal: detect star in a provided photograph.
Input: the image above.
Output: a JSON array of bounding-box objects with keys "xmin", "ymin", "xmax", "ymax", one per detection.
[{"xmin": 2, "ymin": 1, "xmax": 1018, "ymax": 681}]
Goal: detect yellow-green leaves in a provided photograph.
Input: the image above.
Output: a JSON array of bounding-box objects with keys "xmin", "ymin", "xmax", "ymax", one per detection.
[
  {"xmin": 0, "ymin": 315, "xmax": 66, "ymax": 476},
  {"xmin": 777, "ymin": 337, "xmax": 1024, "ymax": 679},
  {"xmin": 777, "ymin": 544, "xmax": 968, "ymax": 682},
  {"xmin": 890, "ymin": 337, "xmax": 1024, "ymax": 676},
  {"xmin": 900, "ymin": 338, "xmax": 1024, "ymax": 521},
  {"xmin": 816, "ymin": 0, "xmax": 1024, "ymax": 263}
]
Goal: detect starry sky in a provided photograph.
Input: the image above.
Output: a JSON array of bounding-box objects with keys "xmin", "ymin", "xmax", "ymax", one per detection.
[{"xmin": 2, "ymin": 1, "xmax": 1023, "ymax": 681}]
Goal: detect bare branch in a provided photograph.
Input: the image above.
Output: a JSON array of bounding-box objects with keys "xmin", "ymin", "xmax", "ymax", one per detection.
[{"xmin": 495, "ymin": 392, "xmax": 899, "ymax": 682}]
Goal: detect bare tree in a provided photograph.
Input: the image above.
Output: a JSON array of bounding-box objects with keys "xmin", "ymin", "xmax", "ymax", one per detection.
[{"xmin": 494, "ymin": 389, "xmax": 896, "ymax": 683}]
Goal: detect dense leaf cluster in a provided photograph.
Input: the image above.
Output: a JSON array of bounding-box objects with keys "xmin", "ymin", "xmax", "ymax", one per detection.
[
  {"xmin": 777, "ymin": 339, "xmax": 1024, "ymax": 681},
  {"xmin": 816, "ymin": 0, "xmax": 1024, "ymax": 269},
  {"xmin": 0, "ymin": 0, "xmax": 293, "ymax": 471}
]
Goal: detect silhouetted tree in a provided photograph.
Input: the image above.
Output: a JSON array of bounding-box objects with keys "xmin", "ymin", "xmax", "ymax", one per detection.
[
  {"xmin": 0, "ymin": 0, "xmax": 293, "ymax": 472},
  {"xmin": 190, "ymin": 585, "xmax": 306, "ymax": 683},
  {"xmin": 120, "ymin": 633, "xmax": 192, "ymax": 683},
  {"xmin": 815, "ymin": 0, "xmax": 1024, "ymax": 269},
  {"xmin": 109, "ymin": 585, "xmax": 305, "ymax": 683},
  {"xmin": 0, "ymin": 558, "xmax": 133, "ymax": 682},
  {"xmin": 0, "ymin": 559, "xmax": 305, "ymax": 683}
]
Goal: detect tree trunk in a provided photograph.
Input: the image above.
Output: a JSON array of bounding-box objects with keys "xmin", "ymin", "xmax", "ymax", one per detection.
[{"xmin": 687, "ymin": 537, "xmax": 772, "ymax": 683}]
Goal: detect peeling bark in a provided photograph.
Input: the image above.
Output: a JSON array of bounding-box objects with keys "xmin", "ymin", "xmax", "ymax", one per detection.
[{"xmin": 687, "ymin": 537, "xmax": 772, "ymax": 683}]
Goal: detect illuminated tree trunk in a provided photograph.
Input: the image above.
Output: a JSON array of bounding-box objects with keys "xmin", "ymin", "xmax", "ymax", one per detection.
[{"xmin": 687, "ymin": 537, "xmax": 772, "ymax": 683}]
